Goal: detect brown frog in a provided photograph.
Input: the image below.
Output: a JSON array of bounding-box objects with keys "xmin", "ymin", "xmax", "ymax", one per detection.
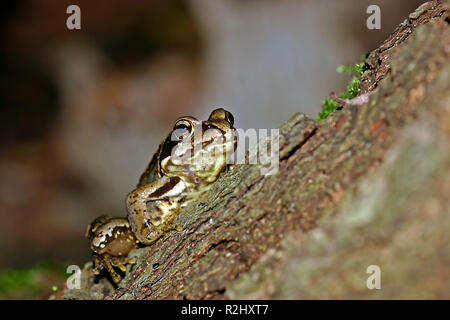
[{"xmin": 86, "ymin": 108, "xmax": 237, "ymax": 282}]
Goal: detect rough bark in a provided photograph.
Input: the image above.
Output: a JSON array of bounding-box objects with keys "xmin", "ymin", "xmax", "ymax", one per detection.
[{"xmin": 59, "ymin": 0, "xmax": 450, "ymax": 300}]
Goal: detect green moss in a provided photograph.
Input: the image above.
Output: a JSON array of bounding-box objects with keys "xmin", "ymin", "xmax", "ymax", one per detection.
[
  {"xmin": 317, "ymin": 98, "xmax": 342, "ymax": 121},
  {"xmin": 336, "ymin": 62, "xmax": 368, "ymax": 77},
  {"xmin": 0, "ymin": 261, "xmax": 69, "ymax": 299},
  {"xmin": 317, "ymin": 53, "xmax": 370, "ymax": 121}
]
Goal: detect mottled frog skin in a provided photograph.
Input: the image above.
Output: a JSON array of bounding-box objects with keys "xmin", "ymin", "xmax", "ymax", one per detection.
[{"xmin": 86, "ymin": 108, "xmax": 236, "ymax": 282}]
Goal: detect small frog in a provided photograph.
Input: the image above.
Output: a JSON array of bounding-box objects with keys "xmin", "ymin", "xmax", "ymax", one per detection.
[{"xmin": 86, "ymin": 108, "xmax": 236, "ymax": 282}]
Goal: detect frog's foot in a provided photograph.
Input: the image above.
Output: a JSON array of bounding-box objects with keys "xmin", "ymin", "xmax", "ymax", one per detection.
[
  {"xmin": 142, "ymin": 228, "xmax": 164, "ymax": 245},
  {"xmin": 163, "ymin": 222, "xmax": 180, "ymax": 232},
  {"xmin": 111, "ymin": 256, "xmax": 136, "ymax": 273},
  {"xmin": 92, "ymin": 253, "xmax": 130, "ymax": 283},
  {"xmin": 141, "ymin": 222, "xmax": 180, "ymax": 245},
  {"xmin": 111, "ymin": 257, "xmax": 127, "ymax": 272}
]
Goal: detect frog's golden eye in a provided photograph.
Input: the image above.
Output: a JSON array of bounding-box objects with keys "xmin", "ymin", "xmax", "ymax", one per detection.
[
  {"xmin": 173, "ymin": 119, "xmax": 192, "ymax": 141},
  {"xmin": 209, "ymin": 108, "xmax": 234, "ymax": 126},
  {"xmin": 225, "ymin": 111, "xmax": 234, "ymax": 126}
]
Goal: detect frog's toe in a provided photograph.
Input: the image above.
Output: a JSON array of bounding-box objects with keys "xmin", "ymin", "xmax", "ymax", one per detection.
[
  {"xmin": 111, "ymin": 257, "xmax": 127, "ymax": 272},
  {"xmin": 92, "ymin": 254, "xmax": 102, "ymax": 275},
  {"xmin": 162, "ymin": 222, "xmax": 178, "ymax": 233},
  {"xmin": 93, "ymin": 266, "xmax": 101, "ymax": 275},
  {"xmin": 109, "ymin": 270, "xmax": 122, "ymax": 283},
  {"xmin": 144, "ymin": 229, "xmax": 163, "ymax": 244},
  {"xmin": 103, "ymin": 255, "xmax": 122, "ymax": 283}
]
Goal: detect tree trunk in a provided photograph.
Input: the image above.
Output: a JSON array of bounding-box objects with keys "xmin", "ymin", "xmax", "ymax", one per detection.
[{"xmin": 59, "ymin": 0, "xmax": 450, "ymax": 300}]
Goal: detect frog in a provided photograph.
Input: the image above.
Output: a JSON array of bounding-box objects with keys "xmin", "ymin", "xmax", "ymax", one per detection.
[{"xmin": 86, "ymin": 108, "xmax": 237, "ymax": 283}]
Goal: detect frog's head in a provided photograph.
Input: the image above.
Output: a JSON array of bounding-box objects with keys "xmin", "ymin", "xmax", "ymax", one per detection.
[{"xmin": 158, "ymin": 108, "xmax": 237, "ymax": 183}]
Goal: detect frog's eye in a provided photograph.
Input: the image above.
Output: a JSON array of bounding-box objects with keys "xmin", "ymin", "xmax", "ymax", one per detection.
[
  {"xmin": 209, "ymin": 108, "xmax": 234, "ymax": 127},
  {"xmin": 225, "ymin": 111, "xmax": 234, "ymax": 126},
  {"xmin": 173, "ymin": 120, "xmax": 192, "ymax": 141}
]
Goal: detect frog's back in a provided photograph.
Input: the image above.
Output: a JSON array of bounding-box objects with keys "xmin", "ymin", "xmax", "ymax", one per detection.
[{"xmin": 137, "ymin": 143, "xmax": 162, "ymax": 187}]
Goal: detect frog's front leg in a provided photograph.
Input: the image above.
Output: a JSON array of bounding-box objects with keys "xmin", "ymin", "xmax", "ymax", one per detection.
[{"xmin": 126, "ymin": 176, "xmax": 185, "ymax": 245}]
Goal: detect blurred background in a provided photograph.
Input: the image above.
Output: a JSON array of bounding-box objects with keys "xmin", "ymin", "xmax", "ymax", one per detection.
[{"xmin": 0, "ymin": 0, "xmax": 424, "ymax": 297}]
